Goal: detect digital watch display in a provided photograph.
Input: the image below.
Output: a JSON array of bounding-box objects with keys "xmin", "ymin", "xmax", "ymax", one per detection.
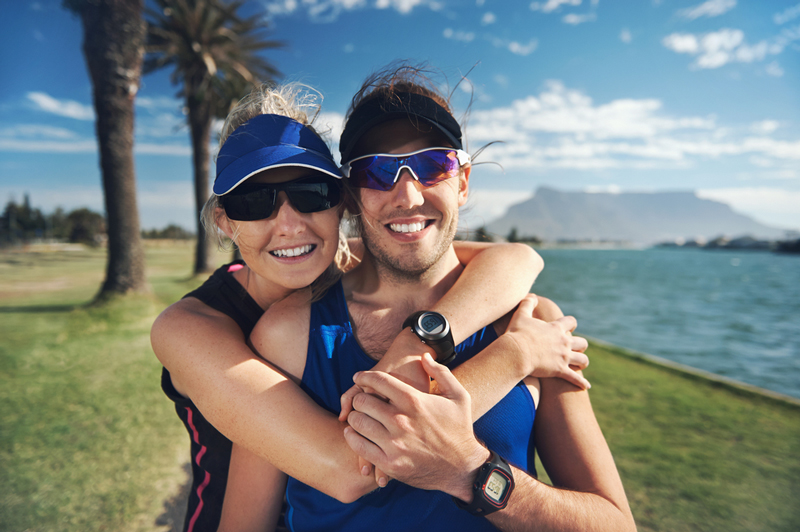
[
  {"xmin": 402, "ymin": 311, "xmax": 456, "ymax": 365},
  {"xmin": 454, "ymin": 450, "xmax": 515, "ymax": 516}
]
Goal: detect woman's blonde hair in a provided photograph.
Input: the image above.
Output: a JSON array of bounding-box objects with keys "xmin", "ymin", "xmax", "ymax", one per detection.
[{"xmin": 201, "ymin": 82, "xmax": 351, "ymax": 301}]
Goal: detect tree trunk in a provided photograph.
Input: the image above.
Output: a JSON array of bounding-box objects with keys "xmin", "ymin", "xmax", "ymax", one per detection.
[
  {"xmin": 187, "ymin": 82, "xmax": 214, "ymax": 274},
  {"xmin": 78, "ymin": 0, "xmax": 148, "ymax": 296}
]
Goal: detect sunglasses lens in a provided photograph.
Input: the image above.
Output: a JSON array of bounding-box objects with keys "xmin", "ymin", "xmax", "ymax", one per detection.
[
  {"xmin": 348, "ymin": 149, "xmax": 461, "ymax": 190},
  {"xmin": 411, "ymin": 150, "xmax": 459, "ymax": 186},
  {"xmin": 349, "ymin": 157, "xmax": 396, "ymax": 191},
  {"xmin": 221, "ymin": 187, "xmax": 276, "ymax": 221},
  {"xmin": 286, "ymin": 179, "xmax": 341, "ymax": 213}
]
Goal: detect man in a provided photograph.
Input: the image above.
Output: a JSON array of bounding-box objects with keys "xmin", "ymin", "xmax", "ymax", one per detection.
[{"xmin": 287, "ymin": 71, "xmax": 636, "ymax": 531}]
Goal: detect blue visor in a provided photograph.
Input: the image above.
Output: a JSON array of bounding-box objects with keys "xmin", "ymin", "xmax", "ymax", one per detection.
[{"xmin": 214, "ymin": 114, "xmax": 342, "ymax": 196}]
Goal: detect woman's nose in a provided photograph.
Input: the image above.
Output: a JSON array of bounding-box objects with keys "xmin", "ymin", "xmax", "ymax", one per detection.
[{"xmin": 272, "ymin": 192, "xmax": 306, "ymax": 235}]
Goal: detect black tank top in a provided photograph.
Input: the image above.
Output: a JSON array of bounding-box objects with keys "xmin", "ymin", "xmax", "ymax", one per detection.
[{"xmin": 161, "ymin": 262, "xmax": 264, "ymax": 532}]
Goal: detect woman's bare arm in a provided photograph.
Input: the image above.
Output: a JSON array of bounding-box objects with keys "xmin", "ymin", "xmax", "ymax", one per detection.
[
  {"xmin": 217, "ymin": 443, "xmax": 286, "ymax": 532},
  {"xmin": 151, "ymin": 299, "xmax": 378, "ymax": 503}
]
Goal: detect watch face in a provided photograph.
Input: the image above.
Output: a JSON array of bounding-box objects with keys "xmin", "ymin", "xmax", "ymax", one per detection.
[
  {"xmin": 419, "ymin": 312, "xmax": 446, "ymax": 335},
  {"xmin": 485, "ymin": 470, "xmax": 509, "ymax": 503}
]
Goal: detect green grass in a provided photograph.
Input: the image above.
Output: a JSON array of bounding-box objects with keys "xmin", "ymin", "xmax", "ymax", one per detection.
[
  {"xmin": 1, "ymin": 242, "xmax": 799, "ymax": 531},
  {"xmin": 0, "ymin": 241, "xmax": 229, "ymax": 532}
]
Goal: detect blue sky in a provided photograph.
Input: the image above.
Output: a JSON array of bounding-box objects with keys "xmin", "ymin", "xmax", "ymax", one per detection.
[{"xmin": 1, "ymin": 0, "xmax": 799, "ymax": 233}]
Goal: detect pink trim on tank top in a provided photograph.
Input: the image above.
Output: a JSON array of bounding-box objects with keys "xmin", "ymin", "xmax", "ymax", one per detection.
[
  {"xmin": 185, "ymin": 407, "xmax": 211, "ymax": 532},
  {"xmin": 228, "ymin": 264, "xmax": 244, "ymax": 272}
]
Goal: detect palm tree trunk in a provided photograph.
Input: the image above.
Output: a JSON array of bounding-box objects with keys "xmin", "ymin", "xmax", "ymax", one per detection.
[
  {"xmin": 77, "ymin": 0, "xmax": 149, "ymax": 296},
  {"xmin": 187, "ymin": 84, "xmax": 214, "ymax": 274}
]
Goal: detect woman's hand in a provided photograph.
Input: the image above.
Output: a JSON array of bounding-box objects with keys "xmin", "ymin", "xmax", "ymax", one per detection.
[{"xmin": 505, "ymin": 294, "xmax": 591, "ymax": 389}]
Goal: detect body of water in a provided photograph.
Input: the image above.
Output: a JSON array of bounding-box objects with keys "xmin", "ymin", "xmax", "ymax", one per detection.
[{"xmin": 533, "ymin": 248, "xmax": 800, "ymax": 399}]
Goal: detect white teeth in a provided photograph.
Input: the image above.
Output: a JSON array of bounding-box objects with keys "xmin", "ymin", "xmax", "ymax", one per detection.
[
  {"xmin": 271, "ymin": 244, "xmax": 313, "ymax": 258},
  {"xmin": 389, "ymin": 222, "xmax": 425, "ymax": 233}
]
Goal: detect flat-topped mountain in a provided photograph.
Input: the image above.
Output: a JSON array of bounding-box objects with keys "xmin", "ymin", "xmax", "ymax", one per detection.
[{"xmin": 485, "ymin": 187, "xmax": 786, "ymax": 244}]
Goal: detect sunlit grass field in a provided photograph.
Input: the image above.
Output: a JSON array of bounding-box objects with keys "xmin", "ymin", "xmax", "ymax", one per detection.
[{"xmin": 1, "ymin": 241, "xmax": 798, "ymax": 531}]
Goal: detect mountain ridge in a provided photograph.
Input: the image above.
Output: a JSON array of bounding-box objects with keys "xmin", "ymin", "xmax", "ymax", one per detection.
[{"xmin": 485, "ymin": 187, "xmax": 787, "ymax": 244}]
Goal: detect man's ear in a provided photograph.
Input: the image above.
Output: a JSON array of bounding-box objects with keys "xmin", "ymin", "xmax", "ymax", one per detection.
[{"xmin": 457, "ymin": 164, "xmax": 471, "ymax": 207}]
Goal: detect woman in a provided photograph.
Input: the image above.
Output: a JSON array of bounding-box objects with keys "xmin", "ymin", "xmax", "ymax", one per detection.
[{"xmin": 151, "ymin": 83, "xmax": 589, "ymax": 532}]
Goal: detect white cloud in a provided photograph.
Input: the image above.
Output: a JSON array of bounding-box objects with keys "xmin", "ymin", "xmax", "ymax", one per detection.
[
  {"xmin": 750, "ymin": 120, "xmax": 780, "ymax": 135},
  {"xmin": 774, "ymin": 3, "xmax": 800, "ymax": 25},
  {"xmin": 444, "ymin": 28, "xmax": 476, "ymax": 43},
  {"xmin": 26, "ymin": 92, "xmax": 94, "ymax": 121},
  {"xmin": 0, "ymin": 138, "xmax": 97, "ymax": 153},
  {"xmin": 376, "ymin": 0, "xmax": 436, "ymax": 14},
  {"xmin": 530, "ymin": 0, "xmax": 581, "ymax": 13},
  {"xmin": 463, "ymin": 81, "xmax": 800, "ymax": 175},
  {"xmin": 486, "ymin": 35, "xmax": 538, "ymax": 55},
  {"xmin": 697, "ymin": 187, "xmax": 800, "ymax": 229},
  {"xmin": 33, "ymin": 30, "xmax": 45, "ymax": 42},
  {"xmin": 508, "ymin": 39, "xmax": 538, "ymax": 55},
  {"xmin": 482, "ymin": 12, "xmax": 496, "ymax": 25},
  {"xmin": 620, "ymin": 28, "xmax": 632, "ymax": 43},
  {"xmin": 0, "ymin": 124, "xmax": 78, "ymax": 140},
  {"xmin": 563, "ymin": 13, "xmax": 596, "ymax": 25},
  {"xmin": 678, "ymin": 0, "xmax": 736, "ymax": 20},
  {"xmin": 264, "ymin": 0, "xmax": 440, "ymax": 21},
  {"xmin": 662, "ymin": 33, "xmax": 699, "ymax": 54},
  {"xmin": 662, "ymin": 27, "xmax": 799, "ymax": 69},
  {"xmin": 494, "ymin": 74, "xmax": 509, "ymax": 88},
  {"xmin": 765, "ymin": 61, "xmax": 784, "ymax": 77},
  {"xmin": 136, "ymin": 96, "xmax": 180, "ymax": 110}
]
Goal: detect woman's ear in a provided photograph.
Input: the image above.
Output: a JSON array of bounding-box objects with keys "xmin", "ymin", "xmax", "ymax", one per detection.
[{"xmin": 215, "ymin": 207, "xmax": 236, "ymax": 241}]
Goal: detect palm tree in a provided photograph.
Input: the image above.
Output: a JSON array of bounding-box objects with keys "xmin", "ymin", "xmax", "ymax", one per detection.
[
  {"xmin": 144, "ymin": 0, "xmax": 282, "ymax": 274},
  {"xmin": 63, "ymin": 0, "xmax": 149, "ymax": 297}
]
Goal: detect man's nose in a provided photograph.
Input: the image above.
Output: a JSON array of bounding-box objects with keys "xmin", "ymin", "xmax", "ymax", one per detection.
[{"xmin": 390, "ymin": 169, "xmax": 425, "ymax": 210}]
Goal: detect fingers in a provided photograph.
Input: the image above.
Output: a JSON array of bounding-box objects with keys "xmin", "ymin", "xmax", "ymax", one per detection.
[
  {"xmin": 569, "ymin": 350, "xmax": 590, "ymax": 370},
  {"xmin": 515, "ymin": 293, "xmax": 538, "ymax": 316},
  {"xmin": 571, "ymin": 335, "xmax": 589, "ymax": 354},
  {"xmin": 339, "ymin": 384, "xmax": 362, "ymax": 421},
  {"xmin": 554, "ymin": 315, "xmax": 578, "ymax": 333},
  {"xmin": 357, "ymin": 455, "xmax": 373, "ymax": 477},
  {"xmin": 343, "ymin": 425, "xmax": 385, "ymax": 469},
  {"xmin": 353, "ymin": 370, "xmax": 418, "ymax": 409},
  {"xmin": 420, "ymin": 353, "xmax": 468, "ymax": 402},
  {"xmin": 373, "ymin": 466, "xmax": 390, "ymax": 488},
  {"xmin": 561, "ymin": 369, "xmax": 592, "ymax": 390}
]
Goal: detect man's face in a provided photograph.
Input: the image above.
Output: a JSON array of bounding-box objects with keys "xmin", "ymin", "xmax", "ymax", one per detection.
[{"xmin": 350, "ymin": 119, "xmax": 470, "ymax": 279}]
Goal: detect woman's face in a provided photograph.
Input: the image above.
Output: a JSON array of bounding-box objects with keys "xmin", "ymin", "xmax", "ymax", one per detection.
[{"xmin": 218, "ymin": 166, "xmax": 342, "ymax": 295}]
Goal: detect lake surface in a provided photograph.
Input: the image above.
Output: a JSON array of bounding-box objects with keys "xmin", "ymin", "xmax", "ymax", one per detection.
[{"xmin": 533, "ymin": 248, "xmax": 800, "ymax": 399}]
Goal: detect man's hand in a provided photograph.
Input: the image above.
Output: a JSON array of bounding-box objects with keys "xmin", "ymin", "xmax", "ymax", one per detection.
[
  {"xmin": 343, "ymin": 353, "xmax": 489, "ymax": 501},
  {"xmin": 506, "ymin": 294, "xmax": 591, "ymax": 389}
]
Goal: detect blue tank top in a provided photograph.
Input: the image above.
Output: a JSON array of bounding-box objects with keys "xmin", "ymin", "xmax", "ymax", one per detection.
[{"xmin": 285, "ymin": 281, "xmax": 537, "ymax": 531}]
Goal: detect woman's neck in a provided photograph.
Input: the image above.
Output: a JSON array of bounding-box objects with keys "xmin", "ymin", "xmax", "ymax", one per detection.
[{"xmin": 232, "ymin": 265, "xmax": 295, "ymax": 311}]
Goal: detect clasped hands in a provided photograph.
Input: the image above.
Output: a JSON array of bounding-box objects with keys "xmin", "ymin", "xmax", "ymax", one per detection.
[{"xmin": 339, "ymin": 294, "xmax": 590, "ymax": 491}]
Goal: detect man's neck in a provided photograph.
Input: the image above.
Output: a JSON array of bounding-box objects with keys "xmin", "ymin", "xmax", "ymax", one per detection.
[{"xmin": 343, "ymin": 246, "xmax": 463, "ymax": 359}]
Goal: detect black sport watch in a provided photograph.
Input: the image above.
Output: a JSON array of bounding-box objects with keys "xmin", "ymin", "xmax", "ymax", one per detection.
[
  {"xmin": 454, "ymin": 450, "xmax": 515, "ymax": 516},
  {"xmin": 402, "ymin": 311, "xmax": 456, "ymax": 365}
]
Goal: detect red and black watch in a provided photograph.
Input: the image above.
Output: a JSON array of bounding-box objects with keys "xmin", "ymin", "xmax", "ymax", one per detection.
[{"xmin": 454, "ymin": 450, "xmax": 515, "ymax": 515}]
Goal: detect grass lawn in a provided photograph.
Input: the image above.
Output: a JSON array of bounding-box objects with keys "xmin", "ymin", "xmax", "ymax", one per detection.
[{"xmin": 1, "ymin": 242, "xmax": 798, "ymax": 531}]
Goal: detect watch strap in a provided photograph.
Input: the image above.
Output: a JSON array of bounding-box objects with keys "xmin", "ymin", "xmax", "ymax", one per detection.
[{"xmin": 403, "ymin": 311, "xmax": 456, "ymax": 365}]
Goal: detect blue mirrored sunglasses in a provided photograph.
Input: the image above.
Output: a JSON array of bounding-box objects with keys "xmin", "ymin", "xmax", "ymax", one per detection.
[{"xmin": 341, "ymin": 148, "xmax": 470, "ymax": 191}]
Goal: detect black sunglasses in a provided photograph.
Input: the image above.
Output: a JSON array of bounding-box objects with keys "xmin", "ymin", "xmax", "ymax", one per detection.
[{"xmin": 220, "ymin": 175, "xmax": 342, "ymax": 221}]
